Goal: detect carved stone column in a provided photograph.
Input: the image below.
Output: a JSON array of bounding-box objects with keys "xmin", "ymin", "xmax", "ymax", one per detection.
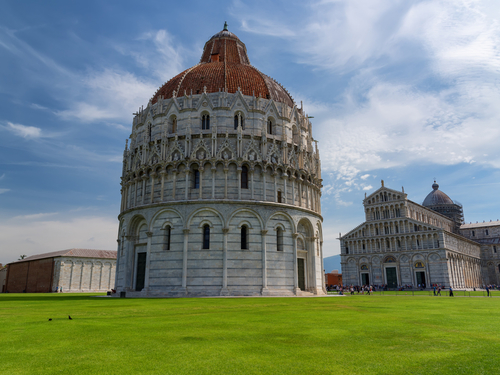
[
  {"xmin": 237, "ymin": 168, "xmax": 242, "ymax": 200},
  {"xmin": 199, "ymin": 167, "xmax": 204, "ymax": 199},
  {"xmin": 185, "ymin": 169, "xmax": 190, "ymax": 200},
  {"xmin": 211, "ymin": 166, "xmax": 216, "ymax": 199},
  {"xmin": 150, "ymin": 172, "xmax": 156, "ymax": 204},
  {"xmin": 144, "ymin": 231, "xmax": 153, "ymax": 291},
  {"xmin": 182, "ymin": 229, "xmax": 189, "ymax": 290},
  {"xmin": 160, "ymin": 170, "xmax": 166, "ymax": 202},
  {"xmin": 171, "ymin": 169, "xmax": 177, "ymax": 200},
  {"xmin": 261, "ymin": 229, "xmax": 268, "ymax": 294},
  {"xmin": 221, "ymin": 228, "xmax": 230, "ymax": 296},
  {"xmin": 292, "ymin": 233, "xmax": 299, "ymax": 294},
  {"xmin": 224, "ymin": 167, "xmax": 228, "ymax": 199}
]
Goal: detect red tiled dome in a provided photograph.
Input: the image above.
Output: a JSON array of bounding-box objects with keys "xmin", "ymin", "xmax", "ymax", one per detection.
[{"xmin": 151, "ymin": 25, "xmax": 294, "ymax": 107}]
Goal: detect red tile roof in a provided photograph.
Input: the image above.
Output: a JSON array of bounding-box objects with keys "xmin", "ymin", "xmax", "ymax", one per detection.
[{"xmin": 151, "ymin": 29, "xmax": 294, "ymax": 107}]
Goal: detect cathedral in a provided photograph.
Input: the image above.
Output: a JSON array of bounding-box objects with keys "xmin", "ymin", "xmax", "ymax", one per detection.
[
  {"xmin": 340, "ymin": 181, "xmax": 500, "ymax": 288},
  {"xmin": 114, "ymin": 24, "xmax": 325, "ymax": 297}
]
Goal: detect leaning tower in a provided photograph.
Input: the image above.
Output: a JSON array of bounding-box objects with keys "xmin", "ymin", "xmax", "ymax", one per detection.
[{"xmin": 114, "ymin": 24, "xmax": 325, "ymax": 297}]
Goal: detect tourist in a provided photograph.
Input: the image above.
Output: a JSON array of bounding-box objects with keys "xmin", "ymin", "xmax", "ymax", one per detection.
[
  {"xmin": 449, "ymin": 286, "xmax": 453, "ymax": 297},
  {"xmin": 486, "ymin": 285, "xmax": 490, "ymax": 297},
  {"xmin": 433, "ymin": 286, "xmax": 436, "ymax": 296}
]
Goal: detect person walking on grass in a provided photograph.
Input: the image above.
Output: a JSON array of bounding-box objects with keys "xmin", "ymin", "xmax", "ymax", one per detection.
[
  {"xmin": 437, "ymin": 286, "xmax": 441, "ymax": 296},
  {"xmin": 433, "ymin": 286, "xmax": 436, "ymax": 296},
  {"xmin": 449, "ymin": 286, "xmax": 454, "ymax": 297},
  {"xmin": 486, "ymin": 285, "xmax": 490, "ymax": 297}
]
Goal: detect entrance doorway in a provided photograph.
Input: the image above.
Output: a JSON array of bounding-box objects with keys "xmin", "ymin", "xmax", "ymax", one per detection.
[
  {"xmin": 416, "ymin": 271, "xmax": 426, "ymax": 287},
  {"xmin": 297, "ymin": 258, "xmax": 306, "ymax": 290},
  {"xmin": 135, "ymin": 252, "xmax": 147, "ymax": 291},
  {"xmin": 385, "ymin": 267, "xmax": 397, "ymax": 288},
  {"xmin": 361, "ymin": 273, "xmax": 370, "ymax": 285}
]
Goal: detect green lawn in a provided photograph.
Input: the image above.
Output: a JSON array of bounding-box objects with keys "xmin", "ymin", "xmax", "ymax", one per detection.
[{"xmin": 1, "ymin": 294, "xmax": 499, "ymax": 374}]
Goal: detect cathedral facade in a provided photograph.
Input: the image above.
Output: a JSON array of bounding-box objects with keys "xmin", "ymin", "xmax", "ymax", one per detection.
[
  {"xmin": 340, "ymin": 181, "xmax": 500, "ymax": 289},
  {"xmin": 114, "ymin": 25, "xmax": 325, "ymax": 297}
]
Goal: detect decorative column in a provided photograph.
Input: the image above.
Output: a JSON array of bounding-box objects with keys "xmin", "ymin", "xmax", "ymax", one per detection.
[
  {"xmin": 134, "ymin": 178, "xmax": 139, "ymax": 207},
  {"xmin": 237, "ymin": 168, "xmax": 242, "ymax": 200},
  {"xmin": 211, "ymin": 166, "xmax": 216, "ymax": 199},
  {"xmin": 160, "ymin": 170, "xmax": 166, "ymax": 202},
  {"xmin": 250, "ymin": 169, "xmax": 255, "ymax": 199},
  {"xmin": 262, "ymin": 170, "xmax": 267, "ymax": 201},
  {"xmin": 291, "ymin": 177, "xmax": 295, "ymax": 205},
  {"xmin": 144, "ymin": 231, "xmax": 153, "ymax": 292},
  {"xmin": 185, "ymin": 169, "xmax": 190, "ymax": 200},
  {"xmin": 261, "ymin": 230, "xmax": 268, "ymax": 294},
  {"xmin": 283, "ymin": 173, "xmax": 288, "ymax": 204},
  {"xmin": 273, "ymin": 171, "xmax": 277, "ymax": 202},
  {"xmin": 292, "ymin": 233, "xmax": 299, "ymax": 294},
  {"xmin": 221, "ymin": 228, "xmax": 229, "ymax": 295},
  {"xmin": 150, "ymin": 172, "xmax": 156, "ymax": 204},
  {"xmin": 172, "ymin": 170, "xmax": 177, "ymax": 200},
  {"xmin": 182, "ymin": 229, "xmax": 189, "ymax": 291},
  {"xmin": 224, "ymin": 167, "xmax": 228, "ymax": 199},
  {"xmin": 141, "ymin": 175, "xmax": 147, "ymax": 205}
]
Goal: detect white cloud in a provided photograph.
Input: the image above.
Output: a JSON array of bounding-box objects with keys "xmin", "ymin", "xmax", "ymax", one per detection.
[
  {"xmin": 363, "ymin": 185, "xmax": 373, "ymax": 191},
  {"xmin": 13, "ymin": 212, "xmax": 58, "ymax": 220},
  {"xmin": 4, "ymin": 122, "xmax": 42, "ymax": 138},
  {"xmin": 360, "ymin": 174, "xmax": 370, "ymax": 180},
  {"xmin": 0, "ymin": 173, "xmax": 5, "ymax": 180},
  {"xmin": 0, "ymin": 188, "xmax": 10, "ymax": 194}
]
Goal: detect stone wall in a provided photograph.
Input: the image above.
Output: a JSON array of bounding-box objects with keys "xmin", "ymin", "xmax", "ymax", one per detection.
[{"xmin": 53, "ymin": 257, "xmax": 116, "ymax": 293}]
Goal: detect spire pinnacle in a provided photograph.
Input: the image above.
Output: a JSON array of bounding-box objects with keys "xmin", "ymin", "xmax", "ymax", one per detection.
[{"xmin": 223, "ymin": 21, "xmax": 228, "ymax": 31}]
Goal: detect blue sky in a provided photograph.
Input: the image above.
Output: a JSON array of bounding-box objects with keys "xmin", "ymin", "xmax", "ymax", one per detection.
[{"xmin": 1, "ymin": 0, "xmax": 500, "ymax": 264}]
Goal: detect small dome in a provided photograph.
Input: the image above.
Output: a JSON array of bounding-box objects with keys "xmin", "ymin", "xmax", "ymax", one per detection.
[{"xmin": 422, "ymin": 181, "xmax": 454, "ymax": 206}]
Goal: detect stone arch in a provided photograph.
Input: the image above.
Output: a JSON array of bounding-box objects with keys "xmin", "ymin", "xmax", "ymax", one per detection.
[
  {"xmin": 187, "ymin": 207, "xmax": 225, "ymax": 228},
  {"xmin": 150, "ymin": 207, "xmax": 184, "ymax": 232},
  {"xmin": 227, "ymin": 208, "xmax": 264, "ymax": 230}
]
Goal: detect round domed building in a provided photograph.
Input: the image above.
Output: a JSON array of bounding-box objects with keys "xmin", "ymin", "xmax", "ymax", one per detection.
[
  {"xmin": 422, "ymin": 181, "xmax": 464, "ymax": 231},
  {"xmin": 114, "ymin": 24, "xmax": 325, "ymax": 297}
]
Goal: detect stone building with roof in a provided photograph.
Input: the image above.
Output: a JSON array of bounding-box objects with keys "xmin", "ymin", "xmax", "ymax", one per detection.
[
  {"xmin": 340, "ymin": 181, "xmax": 500, "ymax": 289},
  {"xmin": 115, "ymin": 24, "xmax": 325, "ymax": 297},
  {"xmin": 4, "ymin": 249, "xmax": 117, "ymax": 293}
]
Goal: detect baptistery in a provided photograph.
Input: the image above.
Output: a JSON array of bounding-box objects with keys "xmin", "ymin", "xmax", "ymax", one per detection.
[{"xmin": 114, "ymin": 24, "xmax": 325, "ymax": 297}]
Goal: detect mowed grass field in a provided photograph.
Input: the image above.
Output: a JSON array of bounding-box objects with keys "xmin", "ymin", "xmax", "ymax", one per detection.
[{"xmin": 1, "ymin": 294, "xmax": 499, "ymax": 374}]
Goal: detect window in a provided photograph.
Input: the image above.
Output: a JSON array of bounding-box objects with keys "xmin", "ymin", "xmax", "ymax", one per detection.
[
  {"xmin": 494, "ymin": 246, "xmax": 497, "ymax": 253},
  {"xmin": 201, "ymin": 114, "xmax": 210, "ymax": 130},
  {"xmin": 375, "ymin": 227, "xmax": 379, "ymax": 235},
  {"xmin": 241, "ymin": 226, "xmax": 248, "ymax": 250},
  {"xmin": 267, "ymin": 119, "xmax": 273, "ymax": 134},
  {"xmin": 395, "ymin": 208, "xmax": 401, "ymax": 217},
  {"xmin": 395, "ymin": 225, "xmax": 399, "ymax": 234},
  {"xmin": 277, "ymin": 191, "xmax": 282, "ymax": 203},
  {"xmin": 234, "ymin": 113, "xmax": 244, "ymax": 130},
  {"xmin": 193, "ymin": 170, "xmax": 200, "ymax": 189},
  {"xmin": 472, "ymin": 230, "xmax": 475, "ymax": 237},
  {"xmin": 414, "ymin": 224, "xmax": 419, "ymax": 232},
  {"xmin": 241, "ymin": 166, "xmax": 248, "ymax": 189},
  {"xmin": 203, "ymin": 224, "xmax": 210, "ymax": 249},
  {"xmin": 345, "ymin": 246, "xmax": 349, "ymax": 254},
  {"xmin": 164, "ymin": 226, "xmax": 171, "ymax": 250},
  {"xmin": 485, "ymin": 229, "xmax": 489, "ymax": 236},
  {"xmin": 362, "ymin": 244, "xmax": 366, "ymax": 250},
  {"xmin": 276, "ymin": 228, "xmax": 283, "ymax": 251},
  {"xmin": 170, "ymin": 116, "xmax": 177, "ymax": 134}
]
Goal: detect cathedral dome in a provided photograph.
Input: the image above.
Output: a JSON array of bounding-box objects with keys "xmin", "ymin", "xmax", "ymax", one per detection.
[
  {"xmin": 422, "ymin": 181, "xmax": 454, "ymax": 206},
  {"xmin": 151, "ymin": 23, "xmax": 294, "ymax": 107}
]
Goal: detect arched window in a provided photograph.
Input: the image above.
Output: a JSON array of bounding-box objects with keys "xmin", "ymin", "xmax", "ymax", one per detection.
[
  {"xmin": 241, "ymin": 166, "xmax": 248, "ymax": 189},
  {"xmin": 203, "ymin": 224, "xmax": 210, "ymax": 249},
  {"xmin": 164, "ymin": 226, "xmax": 171, "ymax": 250},
  {"xmin": 234, "ymin": 113, "xmax": 244, "ymax": 130},
  {"xmin": 148, "ymin": 124, "xmax": 152, "ymax": 141},
  {"xmin": 276, "ymin": 228, "xmax": 283, "ymax": 251},
  {"xmin": 241, "ymin": 225, "xmax": 248, "ymax": 249},
  {"xmin": 277, "ymin": 191, "xmax": 282, "ymax": 203},
  {"xmin": 267, "ymin": 119, "xmax": 273, "ymax": 134},
  {"xmin": 170, "ymin": 116, "xmax": 177, "ymax": 134},
  {"xmin": 193, "ymin": 169, "xmax": 200, "ymax": 189},
  {"xmin": 494, "ymin": 246, "xmax": 497, "ymax": 253},
  {"xmin": 201, "ymin": 114, "xmax": 210, "ymax": 130}
]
